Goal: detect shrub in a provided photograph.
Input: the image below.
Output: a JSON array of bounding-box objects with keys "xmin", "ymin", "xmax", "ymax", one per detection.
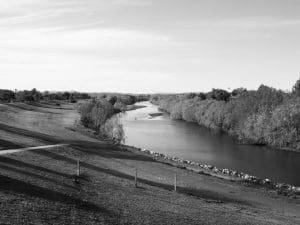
[
  {"xmin": 0, "ymin": 89, "xmax": 15, "ymax": 102},
  {"xmin": 79, "ymin": 99, "xmax": 114, "ymax": 132},
  {"xmin": 292, "ymin": 77, "xmax": 300, "ymax": 97},
  {"xmin": 100, "ymin": 115, "xmax": 125, "ymax": 144},
  {"xmin": 207, "ymin": 89, "xmax": 230, "ymax": 101},
  {"xmin": 266, "ymin": 97, "xmax": 300, "ymax": 149}
]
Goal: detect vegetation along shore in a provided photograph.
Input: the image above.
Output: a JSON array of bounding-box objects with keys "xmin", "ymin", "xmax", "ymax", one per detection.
[{"xmin": 150, "ymin": 78, "xmax": 300, "ymax": 151}]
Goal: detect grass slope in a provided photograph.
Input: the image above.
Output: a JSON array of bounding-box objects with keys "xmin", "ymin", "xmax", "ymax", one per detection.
[{"xmin": 0, "ymin": 101, "xmax": 299, "ymax": 224}]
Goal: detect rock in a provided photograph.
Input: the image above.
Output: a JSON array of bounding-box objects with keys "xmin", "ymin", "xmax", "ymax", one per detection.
[
  {"xmin": 183, "ymin": 160, "xmax": 191, "ymax": 164},
  {"xmin": 213, "ymin": 168, "xmax": 220, "ymax": 173},
  {"xmin": 189, "ymin": 168, "xmax": 202, "ymax": 173},
  {"xmin": 231, "ymin": 171, "xmax": 237, "ymax": 176},
  {"xmin": 276, "ymin": 183, "xmax": 287, "ymax": 189},
  {"xmin": 176, "ymin": 165, "xmax": 186, "ymax": 169},
  {"xmin": 251, "ymin": 178, "xmax": 260, "ymax": 184},
  {"xmin": 262, "ymin": 179, "xmax": 271, "ymax": 184},
  {"xmin": 294, "ymin": 187, "xmax": 300, "ymax": 195},
  {"xmin": 208, "ymin": 165, "xmax": 213, "ymax": 170},
  {"xmin": 243, "ymin": 174, "xmax": 250, "ymax": 180},
  {"xmin": 223, "ymin": 169, "xmax": 230, "ymax": 174}
]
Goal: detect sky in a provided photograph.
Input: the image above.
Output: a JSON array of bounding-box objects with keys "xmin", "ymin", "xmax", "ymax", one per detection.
[{"xmin": 0, "ymin": 0, "xmax": 299, "ymax": 93}]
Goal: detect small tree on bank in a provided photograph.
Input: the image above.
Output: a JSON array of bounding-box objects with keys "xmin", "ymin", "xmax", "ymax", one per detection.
[{"xmin": 293, "ymin": 77, "xmax": 300, "ymax": 97}]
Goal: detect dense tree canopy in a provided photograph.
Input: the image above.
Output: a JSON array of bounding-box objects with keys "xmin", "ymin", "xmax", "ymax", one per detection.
[
  {"xmin": 0, "ymin": 88, "xmax": 91, "ymax": 103},
  {"xmin": 0, "ymin": 89, "xmax": 15, "ymax": 102},
  {"xmin": 151, "ymin": 79, "xmax": 300, "ymax": 150}
]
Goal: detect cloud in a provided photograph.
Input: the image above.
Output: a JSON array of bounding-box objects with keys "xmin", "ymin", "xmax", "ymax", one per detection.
[
  {"xmin": 0, "ymin": 27, "xmax": 172, "ymax": 55},
  {"xmin": 209, "ymin": 17, "xmax": 300, "ymax": 28},
  {"xmin": 112, "ymin": 0, "xmax": 152, "ymax": 6}
]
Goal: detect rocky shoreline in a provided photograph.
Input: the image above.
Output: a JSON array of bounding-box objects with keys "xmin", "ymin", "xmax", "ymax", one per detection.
[{"xmin": 121, "ymin": 144, "xmax": 300, "ymax": 197}]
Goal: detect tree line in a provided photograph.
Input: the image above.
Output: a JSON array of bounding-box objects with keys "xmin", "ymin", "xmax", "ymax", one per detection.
[
  {"xmin": 0, "ymin": 88, "xmax": 91, "ymax": 103},
  {"xmin": 94, "ymin": 93, "xmax": 149, "ymax": 112},
  {"xmin": 151, "ymin": 78, "xmax": 300, "ymax": 151}
]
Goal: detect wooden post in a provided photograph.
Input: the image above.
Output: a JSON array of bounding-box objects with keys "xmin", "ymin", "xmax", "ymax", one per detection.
[
  {"xmin": 135, "ymin": 168, "xmax": 138, "ymax": 188},
  {"xmin": 174, "ymin": 173, "xmax": 177, "ymax": 192},
  {"xmin": 77, "ymin": 160, "xmax": 80, "ymax": 177}
]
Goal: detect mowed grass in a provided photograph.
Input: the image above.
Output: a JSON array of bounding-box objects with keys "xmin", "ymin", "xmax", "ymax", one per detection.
[{"xmin": 0, "ymin": 101, "xmax": 299, "ymax": 224}]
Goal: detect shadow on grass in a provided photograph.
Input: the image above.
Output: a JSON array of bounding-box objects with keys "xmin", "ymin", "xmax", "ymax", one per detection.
[
  {"xmin": 0, "ymin": 174, "xmax": 115, "ymax": 217},
  {"xmin": 0, "ymin": 139, "xmax": 24, "ymax": 149},
  {"xmin": 0, "ymin": 123, "xmax": 60, "ymax": 144},
  {"xmin": 0, "ymin": 164, "xmax": 75, "ymax": 189},
  {"xmin": 69, "ymin": 140, "xmax": 157, "ymax": 162},
  {"xmin": 6, "ymin": 103, "xmax": 60, "ymax": 114},
  {"xmin": 0, "ymin": 156, "xmax": 71, "ymax": 179},
  {"xmin": 32, "ymin": 150, "xmax": 251, "ymax": 206}
]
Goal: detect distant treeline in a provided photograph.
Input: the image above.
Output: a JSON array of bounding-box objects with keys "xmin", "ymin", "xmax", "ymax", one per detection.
[
  {"xmin": 94, "ymin": 93, "xmax": 150, "ymax": 112},
  {"xmin": 0, "ymin": 88, "xmax": 91, "ymax": 103},
  {"xmin": 151, "ymin": 78, "xmax": 300, "ymax": 150}
]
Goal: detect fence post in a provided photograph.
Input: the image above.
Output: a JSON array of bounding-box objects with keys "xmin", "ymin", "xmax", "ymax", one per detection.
[
  {"xmin": 174, "ymin": 173, "xmax": 177, "ymax": 192},
  {"xmin": 135, "ymin": 168, "xmax": 138, "ymax": 188},
  {"xmin": 77, "ymin": 160, "xmax": 80, "ymax": 177}
]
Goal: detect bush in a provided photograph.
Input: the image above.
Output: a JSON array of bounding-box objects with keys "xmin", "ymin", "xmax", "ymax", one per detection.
[
  {"xmin": 293, "ymin": 78, "xmax": 300, "ymax": 97},
  {"xmin": 181, "ymin": 98, "xmax": 202, "ymax": 122},
  {"xmin": 100, "ymin": 115, "xmax": 125, "ymax": 144},
  {"xmin": 79, "ymin": 99, "xmax": 114, "ymax": 132},
  {"xmin": 79, "ymin": 98, "xmax": 125, "ymax": 143},
  {"xmin": 207, "ymin": 89, "xmax": 230, "ymax": 101},
  {"xmin": 0, "ymin": 89, "xmax": 15, "ymax": 102},
  {"xmin": 266, "ymin": 97, "xmax": 300, "ymax": 149}
]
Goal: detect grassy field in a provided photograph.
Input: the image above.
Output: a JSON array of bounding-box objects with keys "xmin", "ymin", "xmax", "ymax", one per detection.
[{"xmin": 0, "ymin": 101, "xmax": 299, "ymax": 224}]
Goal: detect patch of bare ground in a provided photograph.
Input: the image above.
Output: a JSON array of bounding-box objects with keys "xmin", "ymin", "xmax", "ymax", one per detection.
[{"xmin": 0, "ymin": 101, "xmax": 299, "ymax": 224}]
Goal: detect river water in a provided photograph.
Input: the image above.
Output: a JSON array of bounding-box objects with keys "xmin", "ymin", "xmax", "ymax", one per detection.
[{"xmin": 121, "ymin": 101, "xmax": 300, "ymax": 186}]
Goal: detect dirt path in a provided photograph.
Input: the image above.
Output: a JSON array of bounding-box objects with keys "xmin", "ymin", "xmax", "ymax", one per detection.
[{"xmin": 0, "ymin": 144, "xmax": 68, "ymax": 155}]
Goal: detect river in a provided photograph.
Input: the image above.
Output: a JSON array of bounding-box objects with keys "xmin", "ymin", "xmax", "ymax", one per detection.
[{"xmin": 121, "ymin": 101, "xmax": 300, "ymax": 186}]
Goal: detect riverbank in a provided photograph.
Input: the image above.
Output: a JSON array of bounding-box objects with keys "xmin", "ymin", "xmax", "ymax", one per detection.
[
  {"xmin": 150, "ymin": 89, "xmax": 300, "ymax": 152},
  {"xmin": 0, "ymin": 101, "xmax": 299, "ymax": 224},
  {"xmin": 156, "ymin": 103, "xmax": 300, "ymax": 153},
  {"xmin": 149, "ymin": 112, "xmax": 164, "ymax": 118},
  {"xmin": 121, "ymin": 144, "xmax": 300, "ymax": 196},
  {"xmin": 122, "ymin": 101, "xmax": 300, "ymax": 186}
]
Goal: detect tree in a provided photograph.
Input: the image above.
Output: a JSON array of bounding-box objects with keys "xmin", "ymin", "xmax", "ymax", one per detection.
[
  {"xmin": 79, "ymin": 99, "xmax": 114, "ymax": 133},
  {"xmin": 292, "ymin": 77, "xmax": 300, "ymax": 97},
  {"xmin": 197, "ymin": 92, "xmax": 206, "ymax": 100},
  {"xmin": 31, "ymin": 88, "xmax": 42, "ymax": 101},
  {"xmin": 100, "ymin": 115, "xmax": 125, "ymax": 144},
  {"xmin": 231, "ymin": 88, "xmax": 247, "ymax": 97},
  {"xmin": 0, "ymin": 89, "xmax": 15, "ymax": 102},
  {"xmin": 107, "ymin": 95, "xmax": 117, "ymax": 105},
  {"xmin": 207, "ymin": 89, "xmax": 231, "ymax": 101},
  {"xmin": 62, "ymin": 92, "xmax": 71, "ymax": 100}
]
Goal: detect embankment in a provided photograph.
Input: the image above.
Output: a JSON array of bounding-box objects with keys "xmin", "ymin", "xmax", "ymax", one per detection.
[{"xmin": 0, "ymin": 101, "xmax": 299, "ymax": 224}]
